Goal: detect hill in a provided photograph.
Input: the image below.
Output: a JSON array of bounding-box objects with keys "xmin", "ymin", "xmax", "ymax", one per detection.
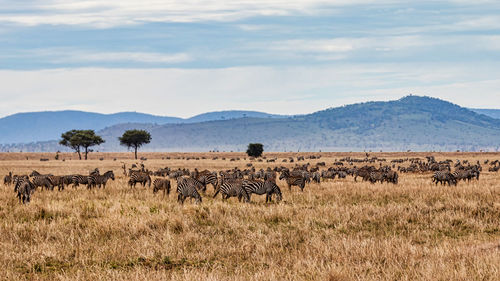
[
  {"xmin": 3, "ymin": 95, "xmax": 500, "ymax": 152},
  {"xmin": 0, "ymin": 110, "xmax": 284, "ymax": 144},
  {"xmin": 470, "ymin": 109, "xmax": 500, "ymax": 119}
]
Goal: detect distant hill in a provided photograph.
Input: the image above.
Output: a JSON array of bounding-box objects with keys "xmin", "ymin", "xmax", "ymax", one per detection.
[
  {"xmin": 470, "ymin": 109, "xmax": 500, "ymax": 119},
  {"xmin": 0, "ymin": 110, "xmax": 284, "ymax": 144},
  {"xmin": 4, "ymin": 96, "xmax": 500, "ymax": 152},
  {"xmin": 187, "ymin": 110, "xmax": 284, "ymax": 123}
]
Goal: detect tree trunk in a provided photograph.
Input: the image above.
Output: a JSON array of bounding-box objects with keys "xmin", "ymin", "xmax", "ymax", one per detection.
[
  {"xmin": 77, "ymin": 148, "xmax": 82, "ymax": 160},
  {"xmin": 84, "ymin": 147, "xmax": 88, "ymax": 160},
  {"xmin": 134, "ymin": 146, "xmax": 138, "ymax": 159}
]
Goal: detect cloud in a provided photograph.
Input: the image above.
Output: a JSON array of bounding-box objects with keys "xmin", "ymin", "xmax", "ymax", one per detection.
[
  {"xmin": 1, "ymin": 0, "xmax": 496, "ymax": 28},
  {"xmin": 0, "ymin": 64, "xmax": 499, "ymax": 119}
]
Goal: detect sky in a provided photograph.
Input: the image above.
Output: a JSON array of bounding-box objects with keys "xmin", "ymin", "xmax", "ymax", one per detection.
[{"xmin": 0, "ymin": 0, "xmax": 499, "ymax": 118}]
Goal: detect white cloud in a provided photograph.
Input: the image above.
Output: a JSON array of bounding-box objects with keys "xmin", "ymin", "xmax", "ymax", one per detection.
[
  {"xmin": 0, "ymin": 64, "xmax": 499, "ymax": 119},
  {"xmin": 3, "ymin": 0, "xmax": 492, "ymax": 27}
]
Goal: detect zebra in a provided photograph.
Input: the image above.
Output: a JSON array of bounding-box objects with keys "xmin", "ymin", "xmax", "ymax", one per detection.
[
  {"xmin": 242, "ymin": 179, "xmax": 282, "ymax": 203},
  {"xmin": 4, "ymin": 172, "xmax": 12, "ymax": 186},
  {"xmin": 128, "ymin": 171, "xmax": 151, "ymax": 188},
  {"xmin": 95, "ymin": 171, "xmax": 115, "ymax": 188},
  {"xmin": 213, "ymin": 179, "xmax": 249, "ymax": 202},
  {"xmin": 176, "ymin": 177, "xmax": 202, "ymax": 204},
  {"xmin": 369, "ymin": 171, "xmax": 384, "ymax": 183},
  {"xmin": 384, "ymin": 170, "xmax": 398, "ymax": 184},
  {"xmin": 30, "ymin": 175, "xmax": 54, "ymax": 191},
  {"xmin": 153, "ymin": 178, "xmax": 171, "ymax": 196},
  {"xmin": 71, "ymin": 174, "xmax": 95, "ymax": 189},
  {"xmin": 279, "ymin": 170, "xmax": 306, "ymax": 191},
  {"xmin": 432, "ymin": 171, "xmax": 457, "ymax": 186},
  {"xmin": 13, "ymin": 175, "xmax": 29, "ymax": 192},
  {"xmin": 195, "ymin": 171, "xmax": 218, "ymax": 193},
  {"xmin": 61, "ymin": 175, "xmax": 75, "ymax": 188},
  {"xmin": 15, "ymin": 178, "xmax": 34, "ymax": 204},
  {"xmin": 312, "ymin": 172, "xmax": 321, "ymax": 183},
  {"xmin": 47, "ymin": 175, "xmax": 65, "ymax": 191}
]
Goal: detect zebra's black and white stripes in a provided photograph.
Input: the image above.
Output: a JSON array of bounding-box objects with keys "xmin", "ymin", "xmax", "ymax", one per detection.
[
  {"xmin": 213, "ymin": 179, "xmax": 249, "ymax": 202},
  {"xmin": 176, "ymin": 177, "xmax": 202, "ymax": 204},
  {"xmin": 242, "ymin": 179, "xmax": 282, "ymax": 203}
]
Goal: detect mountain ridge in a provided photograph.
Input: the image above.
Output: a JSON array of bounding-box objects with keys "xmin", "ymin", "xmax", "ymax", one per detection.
[{"xmin": 2, "ymin": 95, "xmax": 500, "ymax": 152}]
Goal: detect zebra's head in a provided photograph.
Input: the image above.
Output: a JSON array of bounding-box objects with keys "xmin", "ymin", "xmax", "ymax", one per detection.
[
  {"xmin": 279, "ymin": 170, "xmax": 289, "ymax": 180},
  {"xmin": 104, "ymin": 170, "xmax": 115, "ymax": 180}
]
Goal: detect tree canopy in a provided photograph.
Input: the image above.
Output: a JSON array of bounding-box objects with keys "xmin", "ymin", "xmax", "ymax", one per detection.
[
  {"xmin": 119, "ymin": 129, "xmax": 152, "ymax": 159},
  {"xmin": 59, "ymin": 129, "xmax": 105, "ymax": 160},
  {"xmin": 246, "ymin": 143, "xmax": 264, "ymax": 157}
]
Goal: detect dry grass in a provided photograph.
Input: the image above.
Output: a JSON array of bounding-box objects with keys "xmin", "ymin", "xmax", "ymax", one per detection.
[{"xmin": 0, "ymin": 152, "xmax": 499, "ymax": 280}]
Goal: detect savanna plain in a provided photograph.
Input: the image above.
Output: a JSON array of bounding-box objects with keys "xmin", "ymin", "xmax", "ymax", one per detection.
[{"xmin": 0, "ymin": 152, "xmax": 499, "ymax": 281}]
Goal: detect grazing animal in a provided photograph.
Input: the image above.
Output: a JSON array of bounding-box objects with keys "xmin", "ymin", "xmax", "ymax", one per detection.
[
  {"xmin": 47, "ymin": 175, "xmax": 65, "ymax": 191},
  {"xmin": 369, "ymin": 171, "xmax": 385, "ymax": 184},
  {"xmin": 128, "ymin": 171, "xmax": 151, "ymax": 188},
  {"xmin": 153, "ymin": 178, "xmax": 171, "ymax": 196},
  {"xmin": 4, "ymin": 172, "xmax": 12, "ymax": 186},
  {"xmin": 432, "ymin": 171, "xmax": 457, "ymax": 186},
  {"xmin": 176, "ymin": 177, "xmax": 202, "ymax": 204},
  {"xmin": 14, "ymin": 176, "xmax": 34, "ymax": 204},
  {"xmin": 95, "ymin": 171, "xmax": 115, "ymax": 188},
  {"xmin": 71, "ymin": 174, "xmax": 92, "ymax": 188},
  {"xmin": 30, "ymin": 176, "xmax": 54, "ymax": 191},
  {"xmin": 213, "ymin": 179, "xmax": 249, "ymax": 202},
  {"xmin": 384, "ymin": 170, "xmax": 399, "ymax": 184},
  {"xmin": 279, "ymin": 170, "xmax": 306, "ymax": 191},
  {"xmin": 195, "ymin": 171, "xmax": 218, "ymax": 192},
  {"xmin": 242, "ymin": 179, "xmax": 282, "ymax": 203}
]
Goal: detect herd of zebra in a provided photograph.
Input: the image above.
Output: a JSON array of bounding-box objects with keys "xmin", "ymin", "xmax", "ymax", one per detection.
[
  {"xmin": 4, "ymin": 168, "xmax": 115, "ymax": 204},
  {"xmin": 3, "ymin": 155, "xmax": 491, "ymax": 204}
]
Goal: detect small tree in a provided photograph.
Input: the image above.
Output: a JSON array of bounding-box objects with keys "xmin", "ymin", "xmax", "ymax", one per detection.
[
  {"xmin": 119, "ymin": 129, "xmax": 152, "ymax": 159},
  {"xmin": 59, "ymin": 129, "xmax": 105, "ymax": 160},
  {"xmin": 246, "ymin": 143, "xmax": 264, "ymax": 157}
]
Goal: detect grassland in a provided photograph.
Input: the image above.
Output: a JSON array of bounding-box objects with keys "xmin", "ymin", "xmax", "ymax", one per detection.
[{"xmin": 0, "ymin": 152, "xmax": 499, "ymax": 280}]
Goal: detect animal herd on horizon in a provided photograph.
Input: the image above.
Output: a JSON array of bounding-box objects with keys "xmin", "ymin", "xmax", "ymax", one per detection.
[{"xmin": 3, "ymin": 154, "xmax": 492, "ymax": 204}]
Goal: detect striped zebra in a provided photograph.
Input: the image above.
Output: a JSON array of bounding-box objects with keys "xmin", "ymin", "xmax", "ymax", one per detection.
[
  {"xmin": 95, "ymin": 171, "xmax": 115, "ymax": 188},
  {"xmin": 213, "ymin": 179, "xmax": 249, "ymax": 202},
  {"xmin": 30, "ymin": 175, "xmax": 54, "ymax": 191},
  {"xmin": 176, "ymin": 177, "xmax": 202, "ymax": 204},
  {"xmin": 279, "ymin": 170, "xmax": 306, "ymax": 191},
  {"xmin": 432, "ymin": 171, "xmax": 457, "ymax": 186},
  {"xmin": 61, "ymin": 175, "xmax": 75, "ymax": 188},
  {"xmin": 4, "ymin": 172, "xmax": 12, "ymax": 186},
  {"xmin": 15, "ymin": 177, "xmax": 34, "ymax": 204},
  {"xmin": 369, "ymin": 171, "xmax": 384, "ymax": 183},
  {"xmin": 242, "ymin": 179, "xmax": 282, "ymax": 203},
  {"xmin": 128, "ymin": 171, "xmax": 151, "ymax": 188},
  {"xmin": 47, "ymin": 175, "xmax": 65, "ymax": 191},
  {"xmin": 13, "ymin": 175, "xmax": 29, "ymax": 192},
  {"xmin": 195, "ymin": 171, "xmax": 218, "ymax": 192},
  {"xmin": 71, "ymin": 175, "xmax": 95, "ymax": 189},
  {"xmin": 153, "ymin": 178, "xmax": 171, "ymax": 196}
]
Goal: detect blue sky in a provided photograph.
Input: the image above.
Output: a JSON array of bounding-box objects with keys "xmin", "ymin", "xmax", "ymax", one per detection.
[{"xmin": 0, "ymin": 0, "xmax": 499, "ymax": 117}]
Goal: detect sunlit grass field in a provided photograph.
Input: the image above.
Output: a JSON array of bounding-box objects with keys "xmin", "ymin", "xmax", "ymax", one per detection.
[{"xmin": 0, "ymin": 152, "xmax": 499, "ymax": 280}]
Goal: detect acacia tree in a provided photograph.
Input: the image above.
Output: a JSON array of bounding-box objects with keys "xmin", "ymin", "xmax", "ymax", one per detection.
[
  {"xmin": 246, "ymin": 143, "xmax": 264, "ymax": 157},
  {"xmin": 59, "ymin": 130, "xmax": 105, "ymax": 160},
  {"xmin": 119, "ymin": 129, "xmax": 152, "ymax": 159},
  {"xmin": 60, "ymin": 130, "xmax": 82, "ymax": 159}
]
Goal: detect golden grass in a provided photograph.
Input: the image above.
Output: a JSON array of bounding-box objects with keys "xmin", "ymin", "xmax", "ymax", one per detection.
[{"xmin": 0, "ymin": 152, "xmax": 499, "ymax": 280}]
